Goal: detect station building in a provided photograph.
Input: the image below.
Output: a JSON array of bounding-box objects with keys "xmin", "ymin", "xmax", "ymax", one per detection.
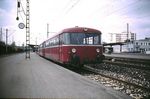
[
  {"xmin": 105, "ymin": 32, "xmax": 150, "ymax": 54},
  {"xmin": 127, "ymin": 38, "xmax": 150, "ymax": 53},
  {"xmin": 105, "ymin": 32, "xmax": 136, "ymax": 53}
]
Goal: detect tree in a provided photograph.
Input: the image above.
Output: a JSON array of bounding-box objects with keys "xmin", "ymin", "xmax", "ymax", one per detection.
[{"xmin": 11, "ymin": 41, "xmax": 16, "ymax": 47}]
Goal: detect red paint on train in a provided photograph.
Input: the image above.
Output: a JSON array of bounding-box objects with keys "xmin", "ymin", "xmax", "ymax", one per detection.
[{"xmin": 38, "ymin": 27, "xmax": 104, "ymax": 65}]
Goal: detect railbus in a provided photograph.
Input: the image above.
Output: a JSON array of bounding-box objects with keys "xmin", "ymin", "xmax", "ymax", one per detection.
[{"xmin": 38, "ymin": 27, "xmax": 104, "ymax": 65}]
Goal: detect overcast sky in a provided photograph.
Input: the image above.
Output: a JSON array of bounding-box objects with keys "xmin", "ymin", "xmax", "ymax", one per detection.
[{"xmin": 0, "ymin": 0, "xmax": 150, "ymax": 45}]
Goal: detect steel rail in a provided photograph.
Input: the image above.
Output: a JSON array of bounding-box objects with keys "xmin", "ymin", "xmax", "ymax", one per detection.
[{"xmin": 84, "ymin": 65, "xmax": 150, "ymax": 92}]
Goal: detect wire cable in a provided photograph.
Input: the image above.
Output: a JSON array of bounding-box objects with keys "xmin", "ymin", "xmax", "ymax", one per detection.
[
  {"xmin": 20, "ymin": 0, "xmax": 26, "ymax": 16},
  {"xmin": 65, "ymin": 0, "xmax": 81, "ymax": 14}
]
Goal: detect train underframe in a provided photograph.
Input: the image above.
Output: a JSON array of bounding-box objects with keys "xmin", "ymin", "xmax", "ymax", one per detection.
[{"xmin": 38, "ymin": 45, "xmax": 105, "ymax": 66}]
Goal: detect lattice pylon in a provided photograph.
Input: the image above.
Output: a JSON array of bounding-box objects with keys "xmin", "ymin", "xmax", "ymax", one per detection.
[{"xmin": 26, "ymin": 0, "xmax": 30, "ymax": 59}]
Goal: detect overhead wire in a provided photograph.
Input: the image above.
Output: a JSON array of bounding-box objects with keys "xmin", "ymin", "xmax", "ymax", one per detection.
[
  {"xmin": 90, "ymin": 0, "xmax": 149, "ymax": 26},
  {"xmin": 86, "ymin": 0, "xmax": 139, "ymax": 28},
  {"xmin": 65, "ymin": 0, "xmax": 81, "ymax": 14},
  {"xmin": 61, "ymin": 0, "xmax": 75, "ymax": 12},
  {"xmin": 19, "ymin": 12, "xmax": 25, "ymax": 23},
  {"xmin": 109, "ymin": 0, "xmax": 150, "ymax": 21},
  {"xmin": 101, "ymin": 0, "xmax": 139, "ymax": 18},
  {"xmin": 87, "ymin": 0, "xmax": 145, "ymax": 30},
  {"xmin": 17, "ymin": 0, "xmax": 26, "ymax": 22},
  {"xmin": 20, "ymin": 0, "xmax": 26, "ymax": 16},
  {"xmin": 111, "ymin": 0, "xmax": 150, "ymax": 25},
  {"xmin": 53, "ymin": 0, "xmax": 76, "ymax": 20},
  {"xmin": 53, "ymin": 0, "xmax": 81, "ymax": 17},
  {"xmin": 89, "ymin": 0, "xmax": 119, "ymax": 17},
  {"xmin": 50, "ymin": 0, "xmax": 81, "ymax": 29}
]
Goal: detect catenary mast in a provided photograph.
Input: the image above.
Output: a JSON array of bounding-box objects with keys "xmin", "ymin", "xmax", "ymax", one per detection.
[{"xmin": 16, "ymin": 0, "xmax": 30, "ymax": 59}]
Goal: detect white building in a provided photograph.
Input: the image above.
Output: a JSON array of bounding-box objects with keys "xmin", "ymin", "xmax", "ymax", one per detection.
[
  {"xmin": 109, "ymin": 32, "xmax": 136, "ymax": 43},
  {"xmin": 127, "ymin": 38, "xmax": 150, "ymax": 53},
  {"xmin": 108, "ymin": 32, "xmax": 136, "ymax": 53}
]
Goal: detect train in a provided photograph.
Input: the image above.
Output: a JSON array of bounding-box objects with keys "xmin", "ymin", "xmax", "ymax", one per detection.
[{"xmin": 38, "ymin": 27, "xmax": 105, "ymax": 66}]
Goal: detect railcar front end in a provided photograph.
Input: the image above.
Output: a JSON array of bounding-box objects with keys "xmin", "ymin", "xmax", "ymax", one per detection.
[
  {"xmin": 60, "ymin": 45, "xmax": 104, "ymax": 65},
  {"xmin": 58, "ymin": 28, "xmax": 104, "ymax": 65}
]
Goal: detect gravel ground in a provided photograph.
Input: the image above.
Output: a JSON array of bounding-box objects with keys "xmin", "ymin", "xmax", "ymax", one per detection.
[
  {"xmin": 83, "ymin": 63, "xmax": 150, "ymax": 99},
  {"xmin": 92, "ymin": 63, "xmax": 150, "ymax": 88}
]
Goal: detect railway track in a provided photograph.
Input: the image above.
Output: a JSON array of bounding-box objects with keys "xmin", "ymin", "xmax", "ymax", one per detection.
[
  {"xmin": 56, "ymin": 57, "xmax": 150, "ymax": 98},
  {"xmin": 62, "ymin": 62, "xmax": 150, "ymax": 99},
  {"xmin": 84, "ymin": 65, "xmax": 150, "ymax": 91},
  {"xmin": 83, "ymin": 65, "xmax": 150, "ymax": 99},
  {"xmin": 105, "ymin": 56, "xmax": 150, "ymax": 66},
  {"xmin": 103, "ymin": 60, "xmax": 150, "ymax": 71}
]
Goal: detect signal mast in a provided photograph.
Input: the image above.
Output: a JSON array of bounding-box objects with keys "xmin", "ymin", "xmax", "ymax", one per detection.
[{"xmin": 16, "ymin": 0, "xmax": 30, "ymax": 59}]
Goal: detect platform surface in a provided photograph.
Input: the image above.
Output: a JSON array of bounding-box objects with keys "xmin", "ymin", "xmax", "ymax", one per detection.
[{"xmin": 0, "ymin": 52, "xmax": 131, "ymax": 99}]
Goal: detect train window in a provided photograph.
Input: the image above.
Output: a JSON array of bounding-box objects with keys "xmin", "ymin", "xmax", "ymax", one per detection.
[
  {"xmin": 86, "ymin": 33, "xmax": 101, "ymax": 45},
  {"xmin": 53, "ymin": 38, "xmax": 56, "ymax": 45},
  {"xmin": 88, "ymin": 37, "xmax": 93, "ymax": 44},
  {"xmin": 62, "ymin": 33, "xmax": 101, "ymax": 45},
  {"xmin": 83, "ymin": 38, "xmax": 86, "ymax": 44},
  {"xmin": 70, "ymin": 33, "xmax": 85, "ymax": 44},
  {"xmin": 59, "ymin": 34, "xmax": 64, "ymax": 44},
  {"xmin": 51, "ymin": 38, "xmax": 54, "ymax": 46},
  {"xmin": 46, "ymin": 41, "xmax": 49, "ymax": 47},
  {"xmin": 63, "ymin": 33, "xmax": 70, "ymax": 44},
  {"xmin": 94, "ymin": 36, "xmax": 100, "ymax": 44},
  {"xmin": 42, "ymin": 42, "xmax": 46, "ymax": 48},
  {"xmin": 55, "ymin": 37, "xmax": 59, "ymax": 45}
]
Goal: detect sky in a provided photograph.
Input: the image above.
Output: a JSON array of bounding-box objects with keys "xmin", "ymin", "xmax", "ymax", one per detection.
[{"xmin": 0, "ymin": 0, "xmax": 150, "ymax": 45}]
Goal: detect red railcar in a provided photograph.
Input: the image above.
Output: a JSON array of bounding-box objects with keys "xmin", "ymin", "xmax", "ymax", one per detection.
[{"xmin": 38, "ymin": 27, "xmax": 104, "ymax": 65}]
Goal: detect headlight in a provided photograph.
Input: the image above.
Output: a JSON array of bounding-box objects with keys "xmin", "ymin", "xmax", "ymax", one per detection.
[
  {"xmin": 72, "ymin": 48, "xmax": 76, "ymax": 53},
  {"xmin": 96, "ymin": 48, "xmax": 100, "ymax": 53}
]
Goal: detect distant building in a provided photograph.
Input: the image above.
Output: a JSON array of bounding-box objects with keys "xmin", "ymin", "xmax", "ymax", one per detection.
[
  {"xmin": 127, "ymin": 38, "xmax": 150, "ymax": 53},
  {"xmin": 107, "ymin": 36, "xmax": 150, "ymax": 54},
  {"xmin": 109, "ymin": 32, "xmax": 136, "ymax": 43}
]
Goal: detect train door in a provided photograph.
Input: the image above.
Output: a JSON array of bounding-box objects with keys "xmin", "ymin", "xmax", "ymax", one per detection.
[
  {"xmin": 59, "ymin": 34, "xmax": 63, "ymax": 62},
  {"xmin": 85, "ymin": 34, "xmax": 100, "ymax": 62},
  {"xmin": 85, "ymin": 35, "xmax": 93, "ymax": 61},
  {"xmin": 42, "ymin": 41, "xmax": 45, "ymax": 57}
]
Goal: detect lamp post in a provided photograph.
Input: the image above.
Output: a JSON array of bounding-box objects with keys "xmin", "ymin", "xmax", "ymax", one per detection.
[{"xmin": 6, "ymin": 29, "xmax": 8, "ymax": 53}]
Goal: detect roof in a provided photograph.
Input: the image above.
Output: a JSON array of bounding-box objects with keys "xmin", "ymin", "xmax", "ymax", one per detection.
[
  {"xmin": 41, "ymin": 27, "xmax": 102, "ymax": 44},
  {"xmin": 103, "ymin": 42, "xmax": 125, "ymax": 46},
  {"xmin": 136, "ymin": 38, "xmax": 150, "ymax": 42},
  {"xmin": 61, "ymin": 27, "xmax": 101, "ymax": 34}
]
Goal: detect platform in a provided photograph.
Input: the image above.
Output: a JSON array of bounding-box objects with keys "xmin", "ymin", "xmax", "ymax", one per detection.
[{"xmin": 0, "ymin": 52, "xmax": 131, "ymax": 98}]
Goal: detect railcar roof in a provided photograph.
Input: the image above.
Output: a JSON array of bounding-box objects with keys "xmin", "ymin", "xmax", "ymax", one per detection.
[
  {"xmin": 41, "ymin": 27, "xmax": 101, "ymax": 44},
  {"xmin": 61, "ymin": 27, "xmax": 101, "ymax": 34}
]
